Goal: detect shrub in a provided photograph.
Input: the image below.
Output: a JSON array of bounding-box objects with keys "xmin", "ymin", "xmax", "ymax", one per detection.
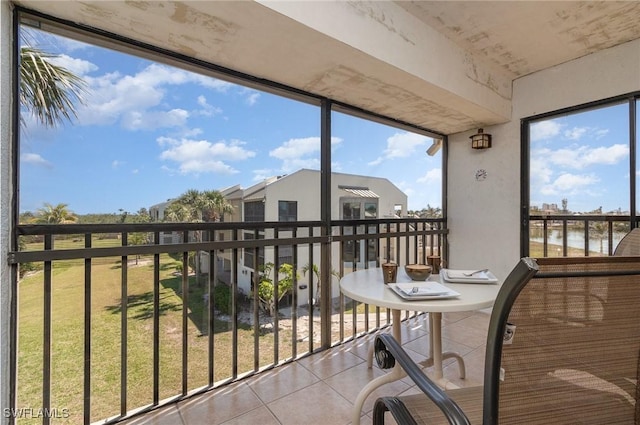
[{"xmin": 212, "ymin": 283, "xmax": 232, "ymax": 315}]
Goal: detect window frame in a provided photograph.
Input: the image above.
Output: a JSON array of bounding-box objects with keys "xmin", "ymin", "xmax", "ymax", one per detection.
[{"xmin": 520, "ymin": 93, "xmax": 640, "ymax": 257}]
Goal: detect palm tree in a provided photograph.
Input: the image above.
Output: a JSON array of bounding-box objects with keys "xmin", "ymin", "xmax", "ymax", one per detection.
[
  {"xmin": 32, "ymin": 202, "xmax": 77, "ymax": 224},
  {"xmin": 302, "ymin": 263, "xmax": 341, "ymax": 306},
  {"xmin": 19, "ymin": 46, "xmax": 87, "ymax": 128},
  {"xmin": 164, "ymin": 189, "xmax": 234, "ymax": 224},
  {"xmin": 163, "ymin": 189, "xmax": 235, "ymax": 279},
  {"xmin": 201, "ymin": 190, "xmax": 234, "ymax": 222}
]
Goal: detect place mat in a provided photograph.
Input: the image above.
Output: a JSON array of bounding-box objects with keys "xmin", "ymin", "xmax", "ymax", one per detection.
[
  {"xmin": 441, "ymin": 269, "xmax": 498, "ymax": 284},
  {"xmin": 388, "ymin": 282, "xmax": 460, "ymax": 300}
]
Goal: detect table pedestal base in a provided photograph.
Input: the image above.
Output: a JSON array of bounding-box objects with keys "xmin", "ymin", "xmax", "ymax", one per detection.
[{"xmin": 354, "ymin": 312, "xmax": 465, "ymax": 425}]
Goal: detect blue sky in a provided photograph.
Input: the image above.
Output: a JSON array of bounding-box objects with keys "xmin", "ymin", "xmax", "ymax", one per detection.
[
  {"xmin": 19, "ymin": 27, "xmax": 635, "ymax": 217},
  {"xmin": 19, "ymin": 28, "xmax": 442, "ymax": 215},
  {"xmin": 530, "ymin": 102, "xmax": 633, "ymax": 213}
]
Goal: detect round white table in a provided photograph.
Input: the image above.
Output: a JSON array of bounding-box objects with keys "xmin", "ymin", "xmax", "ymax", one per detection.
[{"xmin": 340, "ymin": 267, "xmax": 501, "ymax": 425}]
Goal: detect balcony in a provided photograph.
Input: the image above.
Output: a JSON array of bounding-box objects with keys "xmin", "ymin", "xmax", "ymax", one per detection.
[
  {"xmin": 4, "ymin": 3, "xmax": 640, "ymax": 425},
  {"xmin": 9, "ymin": 218, "xmax": 447, "ymax": 424}
]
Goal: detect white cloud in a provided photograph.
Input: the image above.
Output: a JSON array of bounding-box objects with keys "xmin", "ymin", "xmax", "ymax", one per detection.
[
  {"xmin": 548, "ymin": 144, "xmax": 628, "ymax": 169},
  {"xmin": 270, "ymin": 137, "xmax": 321, "ymax": 159},
  {"xmin": 530, "ymin": 152, "xmax": 554, "ymax": 186},
  {"xmin": 159, "ymin": 138, "xmax": 256, "ymax": 175},
  {"xmin": 530, "ymin": 120, "xmax": 562, "ymax": 142},
  {"xmin": 75, "ymin": 63, "xmax": 233, "ymax": 129},
  {"xmin": 112, "ymin": 160, "xmax": 124, "ymax": 168},
  {"xmin": 580, "ymin": 144, "xmax": 628, "ymax": 166},
  {"xmin": 122, "ymin": 109, "xmax": 190, "ymax": 130},
  {"xmin": 49, "ymin": 54, "xmax": 98, "ymax": 76},
  {"xmin": 269, "ymin": 136, "xmax": 342, "ymax": 172},
  {"xmin": 563, "ymin": 126, "xmax": 588, "ymax": 141},
  {"xmin": 195, "ymin": 95, "xmax": 223, "ymax": 117},
  {"xmin": 417, "ymin": 168, "xmax": 442, "ymax": 184},
  {"xmin": 246, "ymin": 92, "xmax": 260, "ymax": 106},
  {"xmin": 368, "ymin": 132, "xmax": 429, "ymax": 165},
  {"xmin": 252, "ymin": 168, "xmax": 275, "ymax": 182},
  {"xmin": 540, "ymin": 173, "xmax": 599, "ymax": 196},
  {"xmin": 21, "ymin": 153, "xmax": 52, "ymax": 168}
]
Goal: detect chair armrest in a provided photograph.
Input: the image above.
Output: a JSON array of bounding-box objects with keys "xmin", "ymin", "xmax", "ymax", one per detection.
[{"xmin": 375, "ymin": 334, "xmax": 471, "ymax": 425}]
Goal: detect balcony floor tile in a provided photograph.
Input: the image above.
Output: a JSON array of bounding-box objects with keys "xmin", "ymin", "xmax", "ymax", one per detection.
[{"xmin": 121, "ymin": 311, "xmax": 490, "ymax": 425}]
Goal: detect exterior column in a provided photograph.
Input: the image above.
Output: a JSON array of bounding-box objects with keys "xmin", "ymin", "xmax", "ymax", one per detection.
[{"xmin": 0, "ymin": 2, "xmax": 17, "ymax": 425}]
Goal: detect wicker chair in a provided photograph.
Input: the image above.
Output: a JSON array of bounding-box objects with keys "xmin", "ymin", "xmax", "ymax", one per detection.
[
  {"xmin": 614, "ymin": 228, "xmax": 640, "ymax": 256},
  {"xmin": 372, "ymin": 256, "xmax": 640, "ymax": 425}
]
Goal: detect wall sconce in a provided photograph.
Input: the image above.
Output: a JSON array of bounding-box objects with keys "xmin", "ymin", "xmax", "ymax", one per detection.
[{"xmin": 470, "ymin": 128, "xmax": 492, "ymax": 150}]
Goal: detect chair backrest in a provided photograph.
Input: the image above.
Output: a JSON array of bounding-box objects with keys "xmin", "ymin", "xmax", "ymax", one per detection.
[
  {"xmin": 483, "ymin": 256, "xmax": 640, "ymax": 424},
  {"xmin": 614, "ymin": 228, "xmax": 640, "ymax": 256}
]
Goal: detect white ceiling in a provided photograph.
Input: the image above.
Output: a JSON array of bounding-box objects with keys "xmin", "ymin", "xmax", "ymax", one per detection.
[
  {"xmin": 397, "ymin": 1, "xmax": 640, "ymax": 79},
  {"xmin": 12, "ymin": 1, "xmax": 640, "ymax": 135}
]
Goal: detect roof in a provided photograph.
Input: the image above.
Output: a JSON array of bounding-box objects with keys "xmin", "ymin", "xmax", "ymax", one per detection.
[{"xmin": 340, "ymin": 187, "xmax": 379, "ymax": 199}]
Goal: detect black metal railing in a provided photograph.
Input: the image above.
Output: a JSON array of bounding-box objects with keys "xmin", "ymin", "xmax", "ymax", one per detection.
[
  {"xmin": 528, "ymin": 214, "xmax": 634, "ymax": 257},
  {"xmin": 9, "ymin": 218, "xmax": 446, "ymax": 424}
]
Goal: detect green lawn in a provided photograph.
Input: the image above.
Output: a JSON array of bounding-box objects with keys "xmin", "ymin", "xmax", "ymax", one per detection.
[
  {"xmin": 17, "ymin": 239, "xmax": 294, "ymax": 424},
  {"xmin": 15, "ymin": 236, "xmax": 600, "ymax": 423}
]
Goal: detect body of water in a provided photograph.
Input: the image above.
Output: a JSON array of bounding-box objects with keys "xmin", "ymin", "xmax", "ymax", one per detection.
[{"xmin": 530, "ymin": 228, "xmax": 626, "ymax": 254}]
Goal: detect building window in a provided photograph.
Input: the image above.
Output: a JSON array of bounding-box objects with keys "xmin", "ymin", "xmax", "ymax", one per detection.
[
  {"xmin": 278, "ymin": 201, "xmax": 297, "ymax": 222},
  {"xmin": 244, "ymin": 201, "xmax": 265, "ymax": 222},
  {"xmin": 342, "ymin": 202, "xmax": 361, "ymax": 220},
  {"xmin": 278, "ymin": 201, "xmax": 296, "ymax": 261},
  {"xmin": 341, "ymin": 199, "xmax": 378, "ymax": 220},
  {"xmin": 364, "ymin": 202, "xmax": 377, "ymax": 219}
]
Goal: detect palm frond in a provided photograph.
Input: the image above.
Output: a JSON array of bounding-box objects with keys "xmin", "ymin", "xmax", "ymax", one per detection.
[{"xmin": 19, "ymin": 46, "xmax": 88, "ymax": 128}]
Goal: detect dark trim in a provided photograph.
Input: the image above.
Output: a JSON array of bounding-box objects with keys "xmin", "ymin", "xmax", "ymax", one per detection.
[
  {"xmin": 520, "ymin": 119, "xmax": 530, "ymax": 258},
  {"xmin": 372, "ymin": 397, "xmax": 419, "ymax": 425},
  {"xmin": 331, "ymin": 102, "xmax": 445, "ymax": 140},
  {"xmin": 524, "ymin": 92, "xmax": 639, "ymax": 123},
  {"xmin": 9, "ymin": 6, "xmax": 20, "ymax": 424},
  {"xmin": 442, "ymin": 135, "xmax": 449, "ymax": 265},
  {"xmin": 630, "ymin": 97, "xmax": 637, "ymax": 227},
  {"xmin": 374, "ymin": 333, "xmax": 472, "ymax": 425},
  {"xmin": 320, "ymin": 99, "xmax": 332, "ymax": 348},
  {"xmin": 482, "ymin": 257, "xmax": 539, "ymax": 423},
  {"xmin": 521, "ymin": 92, "xmax": 640, "ymax": 257}
]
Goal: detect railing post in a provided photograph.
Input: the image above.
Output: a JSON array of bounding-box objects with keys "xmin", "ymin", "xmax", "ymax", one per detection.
[{"xmin": 320, "ymin": 99, "xmax": 332, "ymax": 348}]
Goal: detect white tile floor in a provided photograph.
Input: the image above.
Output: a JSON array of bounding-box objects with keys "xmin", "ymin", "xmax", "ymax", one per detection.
[{"xmin": 121, "ymin": 310, "xmax": 490, "ymax": 425}]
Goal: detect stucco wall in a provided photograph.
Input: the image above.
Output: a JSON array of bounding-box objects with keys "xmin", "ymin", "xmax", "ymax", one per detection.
[
  {"xmin": 447, "ymin": 39, "xmax": 640, "ymax": 280},
  {"xmin": 1, "ymin": 1, "xmax": 14, "ymax": 423}
]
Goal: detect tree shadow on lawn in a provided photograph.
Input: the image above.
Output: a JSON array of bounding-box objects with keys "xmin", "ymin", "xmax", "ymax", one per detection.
[
  {"xmin": 109, "ymin": 258, "xmax": 177, "ymax": 271},
  {"xmin": 105, "ymin": 275, "xmax": 252, "ymax": 335}
]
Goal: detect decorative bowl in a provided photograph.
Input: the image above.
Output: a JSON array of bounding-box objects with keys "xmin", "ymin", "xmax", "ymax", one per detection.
[{"xmin": 404, "ymin": 264, "xmax": 432, "ymax": 281}]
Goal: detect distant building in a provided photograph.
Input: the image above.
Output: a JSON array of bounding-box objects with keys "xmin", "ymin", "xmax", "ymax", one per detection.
[{"xmin": 151, "ymin": 169, "xmax": 408, "ymax": 306}]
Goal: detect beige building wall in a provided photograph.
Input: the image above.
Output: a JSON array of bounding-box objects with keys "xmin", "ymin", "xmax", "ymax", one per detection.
[
  {"xmin": 447, "ymin": 39, "xmax": 640, "ymax": 280},
  {"xmin": 237, "ymin": 169, "xmax": 408, "ymax": 304}
]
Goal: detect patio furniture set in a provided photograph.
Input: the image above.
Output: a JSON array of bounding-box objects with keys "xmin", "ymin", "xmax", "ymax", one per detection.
[{"xmin": 343, "ymin": 229, "xmax": 640, "ymax": 424}]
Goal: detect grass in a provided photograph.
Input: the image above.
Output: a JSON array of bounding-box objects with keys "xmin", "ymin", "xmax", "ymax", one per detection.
[
  {"xmin": 17, "ymin": 236, "xmax": 296, "ymax": 424},
  {"xmin": 15, "ymin": 236, "xmax": 601, "ymax": 423}
]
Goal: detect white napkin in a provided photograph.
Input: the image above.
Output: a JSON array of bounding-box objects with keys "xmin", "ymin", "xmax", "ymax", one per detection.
[
  {"xmin": 445, "ymin": 270, "xmax": 491, "ymax": 280},
  {"xmin": 395, "ymin": 282, "xmax": 452, "ymax": 296}
]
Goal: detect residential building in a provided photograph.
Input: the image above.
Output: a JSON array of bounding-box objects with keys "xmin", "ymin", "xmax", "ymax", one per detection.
[{"xmin": 161, "ymin": 169, "xmax": 408, "ymax": 305}]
